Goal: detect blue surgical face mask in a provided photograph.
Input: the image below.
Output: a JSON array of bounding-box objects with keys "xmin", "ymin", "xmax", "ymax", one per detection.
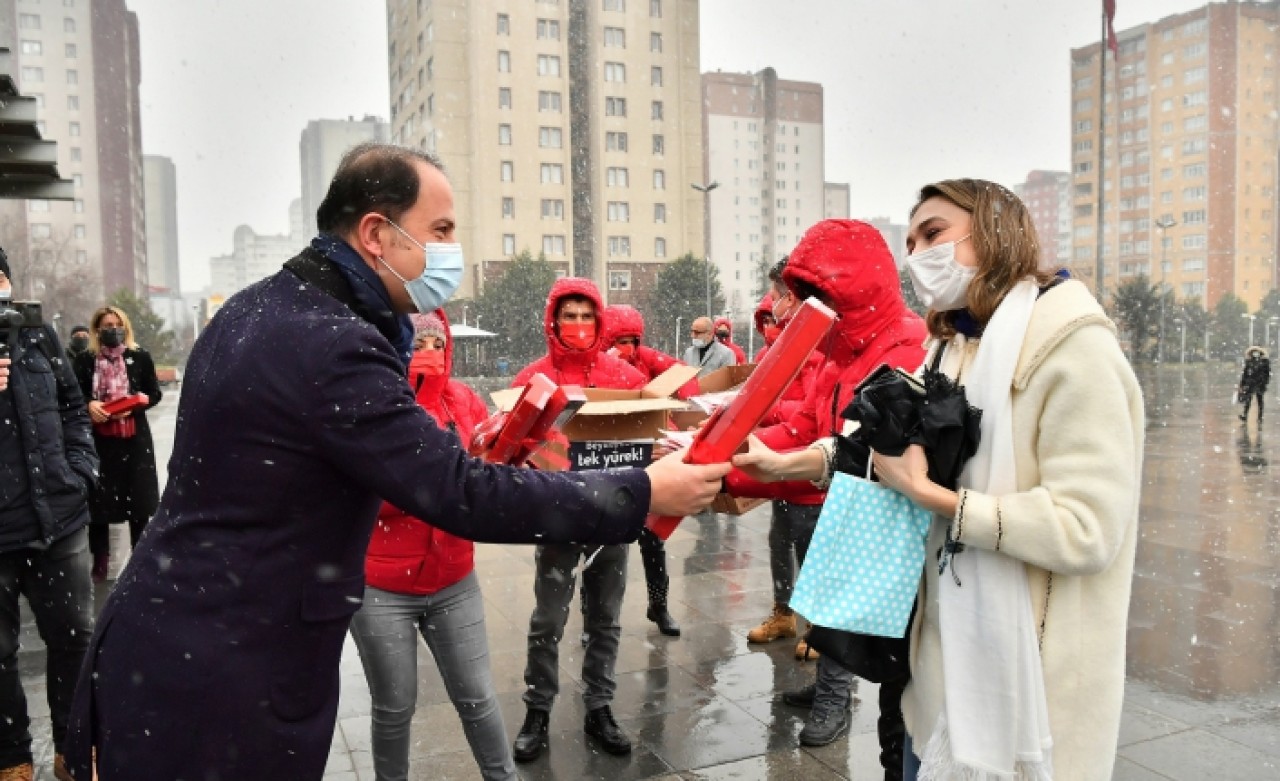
[{"xmin": 379, "ymin": 218, "xmax": 464, "ymax": 313}]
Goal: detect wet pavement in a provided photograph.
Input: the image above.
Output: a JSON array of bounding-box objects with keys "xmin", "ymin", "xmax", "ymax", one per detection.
[{"xmin": 17, "ymin": 363, "xmax": 1280, "ymax": 779}]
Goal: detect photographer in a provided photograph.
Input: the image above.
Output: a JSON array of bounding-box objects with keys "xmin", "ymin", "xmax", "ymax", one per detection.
[{"xmin": 0, "ymin": 253, "xmax": 98, "ymax": 781}]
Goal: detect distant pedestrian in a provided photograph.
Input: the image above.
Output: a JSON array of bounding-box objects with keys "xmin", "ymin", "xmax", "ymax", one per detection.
[
  {"xmin": 71, "ymin": 306, "xmax": 162, "ymax": 582},
  {"xmin": 682, "ymin": 317, "xmax": 736, "ymax": 376},
  {"xmin": 64, "ymin": 325, "xmax": 90, "ymax": 363},
  {"xmin": 713, "ymin": 316, "xmax": 746, "ymax": 364},
  {"xmin": 1238, "ymin": 346, "xmax": 1270, "ymax": 422}
]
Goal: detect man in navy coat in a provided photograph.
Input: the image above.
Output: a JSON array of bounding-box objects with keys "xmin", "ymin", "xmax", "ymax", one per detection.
[{"xmin": 66, "ymin": 144, "xmax": 728, "ymax": 780}]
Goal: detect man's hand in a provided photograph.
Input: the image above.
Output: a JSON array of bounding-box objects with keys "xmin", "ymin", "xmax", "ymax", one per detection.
[
  {"xmin": 0, "ymin": 357, "xmax": 9, "ymax": 392},
  {"xmin": 645, "ymin": 450, "xmax": 731, "ymax": 518},
  {"xmin": 88, "ymin": 400, "xmax": 109, "ymax": 424}
]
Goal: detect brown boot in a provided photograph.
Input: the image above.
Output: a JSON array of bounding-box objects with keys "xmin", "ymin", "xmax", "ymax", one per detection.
[
  {"xmin": 795, "ymin": 637, "xmax": 820, "ymax": 661},
  {"xmin": 747, "ymin": 604, "xmax": 797, "ymax": 643},
  {"xmin": 53, "ymin": 754, "xmax": 74, "ymax": 781},
  {"xmin": 0, "ymin": 763, "xmax": 33, "ymax": 781}
]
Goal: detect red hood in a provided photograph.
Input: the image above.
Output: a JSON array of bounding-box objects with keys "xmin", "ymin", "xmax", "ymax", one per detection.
[
  {"xmin": 408, "ymin": 307, "xmax": 454, "ymax": 404},
  {"xmin": 713, "ymin": 316, "xmax": 734, "ymax": 337},
  {"xmin": 783, "ymin": 219, "xmax": 910, "ymax": 363},
  {"xmin": 753, "ymin": 294, "xmax": 774, "ymax": 335},
  {"xmin": 543, "ymin": 276, "xmax": 607, "ymax": 370},
  {"xmin": 602, "ymin": 304, "xmax": 644, "ymax": 348}
]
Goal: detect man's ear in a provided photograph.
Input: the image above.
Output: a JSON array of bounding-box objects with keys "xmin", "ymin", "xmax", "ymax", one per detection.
[{"xmin": 350, "ymin": 213, "xmax": 389, "ymax": 262}]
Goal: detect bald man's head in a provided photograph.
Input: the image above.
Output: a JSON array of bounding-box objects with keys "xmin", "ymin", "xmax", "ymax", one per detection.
[{"xmin": 690, "ymin": 317, "xmax": 714, "ymax": 345}]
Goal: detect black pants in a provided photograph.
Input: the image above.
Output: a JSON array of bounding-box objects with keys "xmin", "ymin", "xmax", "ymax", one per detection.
[
  {"xmin": 1242, "ymin": 390, "xmax": 1265, "ymax": 420},
  {"xmin": 0, "ymin": 528, "xmax": 94, "ymax": 766},
  {"xmin": 87, "ymin": 518, "xmax": 147, "ymax": 557},
  {"xmin": 637, "ymin": 527, "xmax": 668, "ymax": 600}
]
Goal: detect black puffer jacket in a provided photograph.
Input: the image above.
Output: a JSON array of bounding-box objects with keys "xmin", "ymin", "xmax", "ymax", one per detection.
[{"xmin": 0, "ymin": 325, "xmax": 98, "ymax": 552}]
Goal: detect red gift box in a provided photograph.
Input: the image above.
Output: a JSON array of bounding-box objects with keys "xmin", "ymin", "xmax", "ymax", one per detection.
[
  {"xmin": 471, "ymin": 373, "xmax": 585, "ymax": 467},
  {"xmin": 101, "ymin": 393, "xmax": 149, "ymax": 416}
]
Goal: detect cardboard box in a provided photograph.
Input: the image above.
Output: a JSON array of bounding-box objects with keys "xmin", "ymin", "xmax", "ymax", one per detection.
[
  {"xmin": 492, "ymin": 364, "xmax": 700, "ymax": 446},
  {"xmin": 710, "ymin": 493, "xmax": 766, "ymax": 515},
  {"xmin": 668, "ymin": 364, "xmax": 758, "ymax": 431}
]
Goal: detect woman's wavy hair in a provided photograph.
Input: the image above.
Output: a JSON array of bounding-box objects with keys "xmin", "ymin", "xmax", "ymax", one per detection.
[
  {"xmin": 89, "ymin": 305, "xmax": 138, "ymax": 351},
  {"xmin": 910, "ymin": 178, "xmax": 1062, "ymax": 339}
]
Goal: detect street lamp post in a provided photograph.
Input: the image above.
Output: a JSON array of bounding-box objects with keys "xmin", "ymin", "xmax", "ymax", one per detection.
[
  {"xmin": 1242, "ymin": 313, "xmax": 1256, "ymax": 347},
  {"xmin": 1154, "ymin": 216, "xmax": 1177, "ymax": 363},
  {"xmin": 691, "ymin": 181, "xmax": 720, "ymax": 317},
  {"xmin": 192, "ymin": 304, "xmax": 201, "ymax": 341},
  {"xmin": 1174, "ymin": 318, "xmax": 1186, "ymax": 364},
  {"xmin": 674, "ymin": 316, "xmax": 683, "ymax": 357}
]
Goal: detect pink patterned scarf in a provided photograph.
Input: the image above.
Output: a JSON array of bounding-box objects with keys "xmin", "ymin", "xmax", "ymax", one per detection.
[{"xmin": 93, "ymin": 345, "xmax": 130, "ymax": 403}]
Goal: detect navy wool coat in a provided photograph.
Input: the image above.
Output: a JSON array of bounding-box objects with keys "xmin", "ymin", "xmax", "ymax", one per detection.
[{"xmin": 67, "ymin": 250, "xmax": 650, "ymax": 780}]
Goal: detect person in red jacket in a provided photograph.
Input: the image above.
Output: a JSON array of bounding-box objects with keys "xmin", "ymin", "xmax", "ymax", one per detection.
[
  {"xmin": 512, "ymin": 278, "xmax": 644, "ymax": 763},
  {"xmin": 713, "ymin": 316, "xmax": 747, "ymax": 364},
  {"xmin": 753, "ymin": 293, "xmax": 779, "ymax": 363},
  {"xmin": 725, "ymin": 219, "xmax": 926, "ymax": 766},
  {"xmin": 348, "ymin": 311, "xmax": 516, "ymax": 781}
]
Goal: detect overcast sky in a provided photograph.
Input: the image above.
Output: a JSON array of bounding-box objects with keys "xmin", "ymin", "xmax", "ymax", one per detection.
[{"xmin": 128, "ymin": 0, "xmax": 1209, "ymax": 292}]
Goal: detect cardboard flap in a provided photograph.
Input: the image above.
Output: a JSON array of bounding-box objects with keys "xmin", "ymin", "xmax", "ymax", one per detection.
[
  {"xmin": 490, "ymin": 387, "xmax": 523, "ymax": 413},
  {"xmin": 697, "ymin": 364, "xmax": 757, "ymax": 394},
  {"xmin": 640, "ymin": 364, "xmax": 700, "ymax": 399},
  {"xmin": 577, "ymin": 397, "xmax": 688, "ymax": 415}
]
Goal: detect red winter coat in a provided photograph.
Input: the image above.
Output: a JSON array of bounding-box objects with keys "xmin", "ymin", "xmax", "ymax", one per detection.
[
  {"xmin": 513, "ymin": 278, "xmax": 647, "ymax": 390},
  {"xmin": 725, "ymin": 220, "xmax": 927, "ymax": 505},
  {"xmin": 365, "ymin": 309, "xmax": 490, "ymax": 595},
  {"xmin": 753, "ymin": 294, "xmax": 776, "ymax": 363},
  {"xmin": 603, "ymin": 304, "xmax": 701, "ymax": 398},
  {"xmin": 714, "ymin": 316, "xmax": 747, "ymax": 364}
]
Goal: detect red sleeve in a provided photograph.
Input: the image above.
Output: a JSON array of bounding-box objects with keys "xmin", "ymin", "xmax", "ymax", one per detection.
[
  {"xmin": 721, "ymin": 402, "xmax": 824, "ymax": 501},
  {"xmin": 638, "ymin": 346, "xmax": 679, "ymax": 376}
]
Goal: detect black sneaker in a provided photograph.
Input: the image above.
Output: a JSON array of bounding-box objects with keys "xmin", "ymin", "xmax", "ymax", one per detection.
[
  {"xmin": 799, "ymin": 706, "xmax": 850, "ymax": 747},
  {"xmin": 513, "ymin": 708, "xmax": 550, "ymax": 763},
  {"xmin": 583, "ymin": 705, "xmax": 632, "ymax": 755},
  {"xmin": 782, "ymin": 682, "xmax": 816, "ymax": 709},
  {"xmin": 647, "ymin": 603, "xmax": 682, "ymax": 637}
]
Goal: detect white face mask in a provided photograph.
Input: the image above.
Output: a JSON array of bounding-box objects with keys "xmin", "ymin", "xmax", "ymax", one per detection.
[
  {"xmin": 906, "ymin": 234, "xmax": 974, "ymax": 311},
  {"xmin": 691, "ymin": 336, "xmax": 710, "ymax": 349}
]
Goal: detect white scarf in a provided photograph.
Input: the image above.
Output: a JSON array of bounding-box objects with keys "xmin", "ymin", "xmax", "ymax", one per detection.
[{"xmin": 919, "ymin": 280, "xmax": 1053, "ymax": 781}]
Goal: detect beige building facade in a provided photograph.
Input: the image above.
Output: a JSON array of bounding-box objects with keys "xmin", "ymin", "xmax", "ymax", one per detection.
[
  {"xmin": 702, "ymin": 69, "xmax": 825, "ymax": 317},
  {"xmin": 823, "ymin": 181, "xmax": 850, "ymax": 220},
  {"xmin": 1071, "ymin": 1, "xmax": 1280, "ymax": 309},
  {"xmin": 385, "ymin": 0, "xmax": 704, "ymax": 305}
]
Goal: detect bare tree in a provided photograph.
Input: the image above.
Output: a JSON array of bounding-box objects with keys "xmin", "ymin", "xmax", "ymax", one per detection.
[{"xmin": 0, "ymin": 212, "xmax": 102, "ymax": 333}]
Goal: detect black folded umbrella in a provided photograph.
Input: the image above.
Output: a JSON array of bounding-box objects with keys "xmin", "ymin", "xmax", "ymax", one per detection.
[{"xmin": 841, "ymin": 363, "xmax": 981, "ymax": 490}]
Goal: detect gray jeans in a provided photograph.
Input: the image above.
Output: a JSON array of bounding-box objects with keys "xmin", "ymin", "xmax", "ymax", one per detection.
[
  {"xmin": 523, "ymin": 543, "xmax": 628, "ymax": 712},
  {"xmin": 769, "ymin": 501, "xmax": 821, "ymax": 607},
  {"xmin": 349, "ymin": 573, "xmax": 515, "ymax": 781}
]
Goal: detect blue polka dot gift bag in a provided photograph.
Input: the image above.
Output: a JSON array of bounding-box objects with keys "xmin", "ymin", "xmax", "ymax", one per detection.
[{"xmin": 789, "ymin": 458, "xmax": 932, "ymax": 639}]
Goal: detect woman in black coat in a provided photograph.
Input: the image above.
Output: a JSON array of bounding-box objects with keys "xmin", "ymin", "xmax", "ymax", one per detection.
[{"xmin": 72, "ymin": 305, "xmax": 162, "ymax": 580}]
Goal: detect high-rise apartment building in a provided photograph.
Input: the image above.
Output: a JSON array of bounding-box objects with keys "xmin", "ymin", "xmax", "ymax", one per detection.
[
  {"xmin": 208, "ymin": 199, "xmax": 304, "ymax": 299},
  {"xmin": 299, "ymin": 116, "xmax": 389, "ymax": 238},
  {"xmin": 1070, "ymin": 2, "xmax": 1280, "ymax": 309},
  {"xmin": 144, "ymin": 154, "xmax": 179, "ymax": 293},
  {"xmin": 823, "ymin": 182, "xmax": 850, "ymax": 220},
  {"xmin": 3, "ymin": 0, "xmax": 146, "ymax": 298},
  {"xmin": 385, "ymin": 0, "xmax": 704, "ymax": 305},
  {"xmin": 864, "ymin": 216, "xmax": 908, "ymax": 268},
  {"xmin": 702, "ymin": 69, "xmax": 825, "ymax": 317},
  {"xmin": 1015, "ymin": 170, "xmax": 1071, "ymax": 270}
]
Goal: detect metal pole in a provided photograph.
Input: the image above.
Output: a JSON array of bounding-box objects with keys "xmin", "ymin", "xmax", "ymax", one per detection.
[
  {"xmin": 675, "ymin": 316, "xmax": 682, "ymax": 357},
  {"xmin": 1205, "ymin": 325, "xmax": 1210, "ymax": 361},
  {"xmin": 1180, "ymin": 321, "xmax": 1186, "ymax": 364},
  {"xmin": 1094, "ymin": 7, "xmax": 1109, "ymax": 301},
  {"xmin": 193, "ymin": 304, "xmax": 200, "ymax": 341}
]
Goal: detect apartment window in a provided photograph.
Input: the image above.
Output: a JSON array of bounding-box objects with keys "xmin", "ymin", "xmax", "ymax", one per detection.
[
  {"xmin": 538, "ymin": 91, "xmax": 562, "ymax": 112},
  {"xmin": 650, "ymin": 32, "xmax": 663, "ymax": 52},
  {"xmin": 1074, "ymin": 98, "xmax": 1093, "ymax": 113},
  {"xmin": 20, "ymin": 40, "xmax": 42, "ymax": 55},
  {"xmin": 1182, "ymin": 234, "xmax": 1207, "ymax": 249},
  {"xmin": 1183, "ymin": 185, "xmax": 1207, "ymax": 200},
  {"xmin": 1182, "ymin": 91, "xmax": 1207, "ymax": 107},
  {"xmin": 1183, "ymin": 19, "xmax": 1207, "ymax": 37},
  {"xmin": 538, "ymin": 55, "xmax": 561, "ymax": 77},
  {"xmin": 542, "ymin": 235, "xmax": 566, "ymax": 255},
  {"xmin": 70, "ymin": 147, "xmax": 80, "ymax": 162},
  {"xmin": 607, "ymin": 236, "xmax": 632, "ymax": 257},
  {"xmin": 654, "ymin": 203, "xmax": 667, "ymax": 223},
  {"xmin": 1161, "ymin": 75, "xmax": 1174, "ymax": 88},
  {"xmin": 1182, "ymin": 138, "xmax": 1206, "ymax": 155},
  {"xmin": 1184, "ymin": 42, "xmax": 1205, "ymax": 58},
  {"xmin": 652, "ymin": 134, "xmax": 665, "ymax": 155},
  {"xmin": 426, "ymin": 22, "xmax": 433, "ymax": 41},
  {"xmin": 31, "ymin": 224, "xmax": 51, "ymax": 239},
  {"xmin": 498, "ymin": 88, "xmax": 512, "ymax": 109},
  {"xmin": 503, "ymin": 235, "xmax": 516, "ymax": 255},
  {"xmin": 650, "ymin": 0, "xmax": 662, "ymax": 17},
  {"xmin": 1074, "ymin": 120, "xmax": 1092, "ymax": 133},
  {"xmin": 604, "ymin": 0, "xmax": 625, "ymax": 10},
  {"xmin": 18, "ymin": 14, "xmax": 40, "ymax": 30},
  {"xmin": 609, "ymin": 270, "xmax": 632, "ymax": 290},
  {"xmin": 1160, "ymin": 167, "xmax": 1173, "ymax": 180},
  {"xmin": 605, "ymin": 131, "xmax": 628, "ymax": 151},
  {"xmin": 1161, "ymin": 121, "xmax": 1173, "ymax": 134},
  {"xmin": 65, "ymin": 43, "xmax": 76, "ymax": 58},
  {"xmin": 21, "ymin": 67, "xmax": 43, "ymax": 83},
  {"xmin": 500, "ymin": 161, "xmax": 514, "ymax": 182},
  {"xmin": 1075, "ymin": 204, "xmax": 1093, "ymax": 218},
  {"xmin": 74, "ymin": 225, "xmax": 85, "ymax": 239},
  {"xmin": 651, "ymin": 100, "xmax": 664, "ymax": 120},
  {"xmin": 426, "ymin": 94, "xmax": 434, "ymax": 116},
  {"xmin": 1184, "ymin": 115, "xmax": 1207, "ymax": 132},
  {"xmin": 497, "ymin": 51, "xmax": 511, "ymax": 72},
  {"xmin": 540, "ymin": 163, "xmax": 564, "ymax": 184},
  {"xmin": 604, "ymin": 27, "xmax": 625, "ymax": 48},
  {"xmin": 541, "ymin": 199, "xmax": 565, "ymax": 219},
  {"xmin": 69, "ymin": 121, "xmax": 80, "ymax": 136},
  {"xmin": 502, "ymin": 197, "xmax": 515, "ymax": 219},
  {"xmin": 1161, "ymin": 52, "xmax": 1174, "ymax": 65},
  {"xmin": 1074, "ymin": 160, "xmax": 1092, "ymax": 174},
  {"xmin": 1183, "ymin": 163, "xmax": 1206, "ymax": 178},
  {"xmin": 498, "ymin": 124, "xmax": 512, "ymax": 145},
  {"xmin": 73, "ymin": 199, "xmax": 83, "ymax": 213},
  {"xmin": 427, "ymin": 57, "xmax": 433, "ymax": 79},
  {"xmin": 67, "ymin": 95, "xmax": 78, "ymax": 111},
  {"xmin": 63, "ymin": 17, "xmax": 75, "ymax": 33},
  {"xmin": 539, "ymin": 126, "xmax": 563, "ymax": 148},
  {"xmin": 537, "ymin": 19, "xmax": 561, "ymax": 40},
  {"xmin": 605, "ymin": 97, "xmax": 626, "ymax": 116},
  {"xmin": 606, "ymin": 167, "xmax": 629, "ymax": 187},
  {"xmin": 654, "ymin": 237, "xmax": 667, "ymax": 258},
  {"xmin": 604, "ymin": 62, "xmax": 626, "ymax": 82},
  {"xmin": 1161, "ymin": 191, "xmax": 1173, "ymax": 203},
  {"xmin": 497, "ymin": 13, "xmax": 510, "ymax": 35},
  {"xmin": 1183, "ymin": 209, "xmax": 1206, "ymax": 224},
  {"xmin": 650, "ymin": 66, "xmax": 663, "ymax": 87},
  {"xmin": 653, "ymin": 169, "xmax": 665, "ymax": 189},
  {"xmin": 28, "ymin": 200, "xmax": 49, "ymax": 213},
  {"xmin": 607, "ymin": 202, "xmax": 630, "ymax": 222}
]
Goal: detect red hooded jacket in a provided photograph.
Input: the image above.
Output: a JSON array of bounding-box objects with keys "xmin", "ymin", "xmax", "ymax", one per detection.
[
  {"xmin": 513, "ymin": 277, "xmax": 647, "ymax": 390},
  {"xmin": 365, "ymin": 310, "xmax": 491, "ymax": 595},
  {"xmin": 602, "ymin": 304, "xmax": 701, "ymax": 398},
  {"xmin": 725, "ymin": 219, "xmax": 927, "ymax": 504},
  {"xmin": 752, "ymin": 294, "xmax": 776, "ymax": 363},
  {"xmin": 713, "ymin": 316, "xmax": 747, "ymax": 364}
]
